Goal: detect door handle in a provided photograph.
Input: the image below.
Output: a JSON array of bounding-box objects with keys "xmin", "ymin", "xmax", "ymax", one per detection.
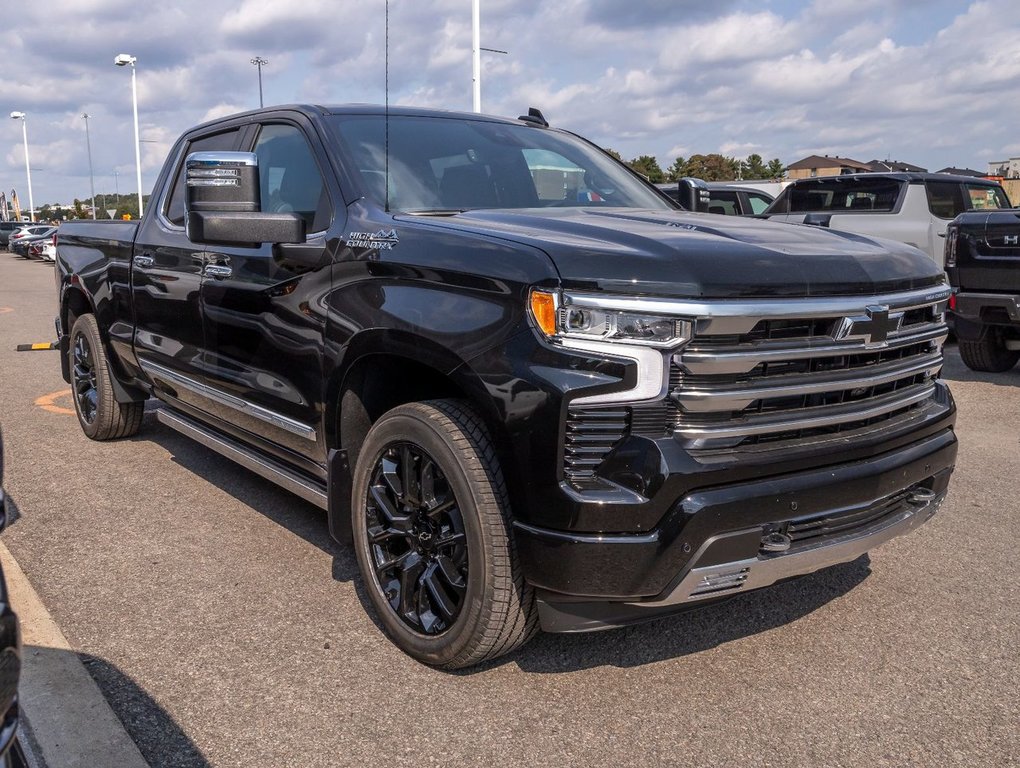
[
  {"xmin": 204, "ymin": 264, "xmax": 232, "ymax": 279},
  {"xmin": 133, "ymin": 254, "xmax": 154, "ymax": 268}
]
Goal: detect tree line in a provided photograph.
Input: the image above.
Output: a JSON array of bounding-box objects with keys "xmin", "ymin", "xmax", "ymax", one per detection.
[
  {"xmin": 36, "ymin": 193, "xmax": 152, "ymax": 222},
  {"xmin": 605, "ymin": 149, "xmax": 785, "ymax": 183}
]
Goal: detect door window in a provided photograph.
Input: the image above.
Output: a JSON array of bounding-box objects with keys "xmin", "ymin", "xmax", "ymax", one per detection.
[
  {"xmin": 164, "ymin": 129, "xmax": 243, "ymax": 225},
  {"xmin": 747, "ymin": 193, "xmax": 773, "ymax": 214},
  {"xmin": 253, "ymin": 124, "xmax": 329, "ymax": 231}
]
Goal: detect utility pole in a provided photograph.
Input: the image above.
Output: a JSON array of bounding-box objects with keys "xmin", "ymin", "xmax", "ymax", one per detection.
[{"xmin": 251, "ymin": 56, "xmax": 268, "ymax": 108}]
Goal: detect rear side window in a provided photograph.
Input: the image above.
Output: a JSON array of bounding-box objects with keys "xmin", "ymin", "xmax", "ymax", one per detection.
[
  {"xmin": 965, "ymin": 184, "xmax": 1010, "ymax": 210},
  {"xmin": 925, "ymin": 181, "xmax": 967, "ymax": 220},
  {"xmin": 771, "ymin": 178, "xmax": 903, "ymax": 213},
  {"xmin": 164, "ymin": 129, "xmax": 243, "ymax": 225}
]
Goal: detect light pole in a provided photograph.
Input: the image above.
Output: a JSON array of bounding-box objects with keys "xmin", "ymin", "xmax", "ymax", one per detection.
[
  {"xmin": 472, "ymin": 0, "xmax": 481, "ymax": 112},
  {"xmin": 9, "ymin": 112, "xmax": 34, "ymax": 222},
  {"xmin": 251, "ymin": 56, "xmax": 268, "ymax": 108},
  {"xmin": 114, "ymin": 53, "xmax": 144, "ymax": 217},
  {"xmin": 82, "ymin": 113, "xmax": 97, "ymax": 219}
]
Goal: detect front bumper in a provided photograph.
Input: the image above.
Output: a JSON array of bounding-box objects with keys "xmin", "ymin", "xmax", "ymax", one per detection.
[{"xmin": 518, "ymin": 428, "xmax": 957, "ymax": 632}]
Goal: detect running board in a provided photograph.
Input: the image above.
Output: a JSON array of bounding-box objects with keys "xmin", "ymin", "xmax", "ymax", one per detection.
[{"xmin": 157, "ymin": 409, "xmax": 328, "ymax": 510}]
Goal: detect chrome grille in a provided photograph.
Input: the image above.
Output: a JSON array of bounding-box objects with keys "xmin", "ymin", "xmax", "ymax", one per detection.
[{"xmin": 671, "ymin": 290, "xmax": 949, "ymax": 449}]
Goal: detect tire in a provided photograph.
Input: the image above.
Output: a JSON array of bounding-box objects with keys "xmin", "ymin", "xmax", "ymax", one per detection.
[
  {"xmin": 351, "ymin": 399, "xmax": 537, "ymax": 669},
  {"xmin": 957, "ymin": 326, "xmax": 1020, "ymax": 372},
  {"xmin": 69, "ymin": 314, "xmax": 144, "ymax": 440}
]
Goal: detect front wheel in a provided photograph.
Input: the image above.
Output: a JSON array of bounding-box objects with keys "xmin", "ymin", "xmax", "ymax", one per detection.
[
  {"xmin": 351, "ymin": 400, "xmax": 537, "ymax": 669},
  {"xmin": 69, "ymin": 314, "xmax": 144, "ymax": 440}
]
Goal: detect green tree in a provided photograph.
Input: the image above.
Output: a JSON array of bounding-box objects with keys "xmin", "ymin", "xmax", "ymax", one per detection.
[
  {"xmin": 741, "ymin": 154, "xmax": 768, "ymax": 180},
  {"xmin": 602, "ymin": 147, "xmax": 624, "ymax": 162},
  {"xmin": 680, "ymin": 154, "xmax": 740, "ymax": 181},
  {"xmin": 665, "ymin": 157, "xmax": 687, "ymax": 183},
  {"xmin": 765, "ymin": 158, "xmax": 786, "ymax": 178},
  {"xmin": 628, "ymin": 155, "xmax": 665, "ymax": 183}
]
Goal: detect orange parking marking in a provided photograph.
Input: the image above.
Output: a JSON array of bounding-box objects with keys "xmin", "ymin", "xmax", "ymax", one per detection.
[
  {"xmin": 35, "ymin": 389, "xmax": 75, "ymax": 416},
  {"xmin": 0, "ymin": 308, "xmax": 12, "ymax": 315}
]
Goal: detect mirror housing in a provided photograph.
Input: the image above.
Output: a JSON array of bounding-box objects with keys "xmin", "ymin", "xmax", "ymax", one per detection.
[
  {"xmin": 184, "ymin": 151, "xmax": 305, "ymax": 246},
  {"xmin": 678, "ymin": 177, "xmax": 711, "ymax": 212}
]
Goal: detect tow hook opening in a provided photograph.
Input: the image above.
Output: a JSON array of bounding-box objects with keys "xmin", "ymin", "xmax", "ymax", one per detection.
[{"xmin": 760, "ymin": 526, "xmax": 792, "ymax": 554}]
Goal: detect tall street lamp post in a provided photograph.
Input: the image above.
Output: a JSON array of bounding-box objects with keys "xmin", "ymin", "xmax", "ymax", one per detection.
[
  {"xmin": 114, "ymin": 53, "xmax": 144, "ymax": 217},
  {"xmin": 9, "ymin": 112, "xmax": 34, "ymax": 222},
  {"xmin": 251, "ymin": 56, "xmax": 268, "ymax": 108},
  {"xmin": 82, "ymin": 113, "xmax": 97, "ymax": 219}
]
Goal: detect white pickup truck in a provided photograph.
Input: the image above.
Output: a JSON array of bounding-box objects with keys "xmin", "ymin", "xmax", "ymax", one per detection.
[{"xmin": 762, "ymin": 173, "xmax": 1011, "ymax": 268}]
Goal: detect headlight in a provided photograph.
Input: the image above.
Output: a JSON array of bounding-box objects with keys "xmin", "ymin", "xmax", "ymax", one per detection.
[{"xmin": 530, "ymin": 289, "xmax": 692, "ymax": 349}]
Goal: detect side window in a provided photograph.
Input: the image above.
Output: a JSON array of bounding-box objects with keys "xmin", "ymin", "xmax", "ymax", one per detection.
[
  {"xmin": 747, "ymin": 193, "xmax": 772, "ymax": 214},
  {"xmin": 706, "ymin": 190, "xmax": 738, "ymax": 215},
  {"xmin": 164, "ymin": 129, "xmax": 241, "ymax": 225},
  {"xmin": 964, "ymin": 184, "xmax": 1010, "ymax": 210},
  {"xmin": 925, "ymin": 181, "xmax": 966, "ymax": 220},
  {"xmin": 253, "ymin": 124, "xmax": 329, "ymax": 231}
]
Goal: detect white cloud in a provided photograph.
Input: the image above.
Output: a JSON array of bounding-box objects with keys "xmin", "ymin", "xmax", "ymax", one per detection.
[{"xmin": 2, "ymin": 0, "xmax": 1019, "ymax": 205}]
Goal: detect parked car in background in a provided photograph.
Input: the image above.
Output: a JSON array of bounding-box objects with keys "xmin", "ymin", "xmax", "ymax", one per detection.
[
  {"xmin": 0, "ymin": 222, "xmax": 32, "ymax": 250},
  {"xmin": 945, "ymin": 208, "xmax": 1020, "ymax": 371},
  {"xmin": 28, "ymin": 233, "xmax": 56, "ymax": 262},
  {"xmin": 761, "ymin": 173, "xmax": 1011, "ymax": 267},
  {"xmin": 10, "ymin": 226, "xmax": 56, "ymax": 257},
  {"xmin": 656, "ymin": 181, "xmax": 774, "ymax": 215}
]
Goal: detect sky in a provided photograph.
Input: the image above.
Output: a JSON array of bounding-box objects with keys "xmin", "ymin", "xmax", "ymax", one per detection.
[{"xmin": 2, "ymin": 0, "xmax": 1019, "ymax": 207}]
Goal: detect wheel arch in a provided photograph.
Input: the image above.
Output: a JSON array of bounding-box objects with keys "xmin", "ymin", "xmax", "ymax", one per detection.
[{"xmin": 325, "ymin": 330, "xmax": 526, "ymax": 544}]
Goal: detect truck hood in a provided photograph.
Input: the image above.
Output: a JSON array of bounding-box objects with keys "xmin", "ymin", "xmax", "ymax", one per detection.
[{"xmin": 401, "ymin": 208, "xmax": 944, "ymax": 298}]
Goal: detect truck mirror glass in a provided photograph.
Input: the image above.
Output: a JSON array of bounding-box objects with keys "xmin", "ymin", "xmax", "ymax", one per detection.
[{"xmin": 185, "ymin": 151, "xmax": 260, "ymax": 213}]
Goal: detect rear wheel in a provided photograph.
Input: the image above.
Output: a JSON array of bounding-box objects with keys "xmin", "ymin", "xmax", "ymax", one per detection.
[
  {"xmin": 958, "ymin": 326, "xmax": 1020, "ymax": 372},
  {"xmin": 351, "ymin": 400, "xmax": 537, "ymax": 669},
  {"xmin": 69, "ymin": 314, "xmax": 144, "ymax": 440}
]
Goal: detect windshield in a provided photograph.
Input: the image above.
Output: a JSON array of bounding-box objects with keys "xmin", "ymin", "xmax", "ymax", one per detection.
[{"xmin": 328, "ymin": 114, "xmax": 671, "ymax": 212}]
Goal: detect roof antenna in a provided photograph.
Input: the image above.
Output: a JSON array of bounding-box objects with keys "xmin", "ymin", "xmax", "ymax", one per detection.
[
  {"xmin": 518, "ymin": 107, "xmax": 548, "ymax": 127},
  {"xmin": 385, "ymin": 0, "xmax": 390, "ymax": 212}
]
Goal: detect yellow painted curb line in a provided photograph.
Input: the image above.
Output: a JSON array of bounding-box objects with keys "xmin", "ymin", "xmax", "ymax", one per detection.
[{"xmin": 34, "ymin": 389, "xmax": 74, "ymax": 416}]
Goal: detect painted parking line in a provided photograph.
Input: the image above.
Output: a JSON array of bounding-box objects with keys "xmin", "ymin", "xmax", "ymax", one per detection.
[
  {"xmin": 34, "ymin": 389, "xmax": 74, "ymax": 416},
  {"xmin": 0, "ymin": 307, "xmax": 13, "ymax": 315}
]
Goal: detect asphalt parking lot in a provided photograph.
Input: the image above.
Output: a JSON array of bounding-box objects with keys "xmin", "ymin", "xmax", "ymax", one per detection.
[{"xmin": 0, "ymin": 254, "xmax": 1017, "ymax": 767}]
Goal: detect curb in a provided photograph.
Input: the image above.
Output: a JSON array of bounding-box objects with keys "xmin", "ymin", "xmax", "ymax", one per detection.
[{"xmin": 0, "ymin": 542, "xmax": 149, "ymax": 768}]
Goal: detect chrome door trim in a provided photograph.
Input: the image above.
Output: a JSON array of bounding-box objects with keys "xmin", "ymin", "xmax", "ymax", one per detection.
[{"xmin": 141, "ymin": 360, "xmax": 318, "ymax": 442}]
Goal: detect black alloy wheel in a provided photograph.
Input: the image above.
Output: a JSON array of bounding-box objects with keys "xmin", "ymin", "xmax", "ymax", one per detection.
[
  {"xmin": 365, "ymin": 442, "xmax": 469, "ymax": 635},
  {"xmin": 72, "ymin": 331, "xmax": 99, "ymax": 425},
  {"xmin": 67, "ymin": 314, "xmax": 144, "ymax": 440},
  {"xmin": 351, "ymin": 400, "xmax": 537, "ymax": 668}
]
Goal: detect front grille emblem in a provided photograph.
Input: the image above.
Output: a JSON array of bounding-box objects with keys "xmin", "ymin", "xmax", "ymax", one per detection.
[{"xmin": 836, "ymin": 304, "xmax": 901, "ymax": 347}]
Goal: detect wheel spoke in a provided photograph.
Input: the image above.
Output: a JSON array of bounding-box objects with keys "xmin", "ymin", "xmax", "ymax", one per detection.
[
  {"xmin": 369, "ymin": 483, "xmax": 411, "ymax": 530},
  {"xmin": 434, "ymin": 530, "xmax": 465, "ymax": 549},
  {"xmin": 435, "ymin": 555, "xmax": 467, "ymax": 594},
  {"xmin": 420, "ymin": 458, "xmax": 437, "ymax": 508},
  {"xmin": 380, "ymin": 454, "xmax": 403, "ymax": 500},
  {"xmin": 425, "ymin": 496, "xmax": 456, "ymax": 520},
  {"xmin": 400, "ymin": 445, "xmax": 419, "ymax": 507},
  {"xmin": 367, "ymin": 524, "xmax": 412, "ymax": 543},
  {"xmin": 396, "ymin": 552, "xmax": 425, "ymax": 620},
  {"xmin": 421, "ymin": 563, "xmax": 459, "ymax": 623}
]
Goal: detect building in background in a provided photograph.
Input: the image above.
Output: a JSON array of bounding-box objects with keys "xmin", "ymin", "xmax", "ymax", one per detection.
[
  {"xmin": 987, "ymin": 158, "xmax": 1020, "ymax": 178},
  {"xmin": 785, "ymin": 155, "xmax": 872, "ymax": 179}
]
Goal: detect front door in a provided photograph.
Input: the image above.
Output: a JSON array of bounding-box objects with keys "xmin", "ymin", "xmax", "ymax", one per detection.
[{"xmin": 196, "ymin": 120, "xmax": 340, "ymax": 471}]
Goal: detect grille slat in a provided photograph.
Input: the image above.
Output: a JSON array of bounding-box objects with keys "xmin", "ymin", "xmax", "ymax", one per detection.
[{"xmin": 564, "ymin": 407, "xmax": 630, "ymax": 488}]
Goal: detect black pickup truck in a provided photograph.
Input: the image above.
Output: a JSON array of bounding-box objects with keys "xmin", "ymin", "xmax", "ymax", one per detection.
[
  {"xmin": 56, "ymin": 105, "xmax": 957, "ymax": 668},
  {"xmin": 946, "ymin": 209, "xmax": 1020, "ymax": 371}
]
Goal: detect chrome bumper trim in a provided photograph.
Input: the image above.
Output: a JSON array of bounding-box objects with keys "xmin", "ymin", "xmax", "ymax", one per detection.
[{"xmin": 632, "ymin": 492, "xmax": 944, "ymax": 608}]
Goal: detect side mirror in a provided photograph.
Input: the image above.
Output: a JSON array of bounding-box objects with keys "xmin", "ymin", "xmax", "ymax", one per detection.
[
  {"xmin": 678, "ymin": 177, "xmax": 711, "ymax": 212},
  {"xmin": 184, "ymin": 151, "xmax": 305, "ymax": 246}
]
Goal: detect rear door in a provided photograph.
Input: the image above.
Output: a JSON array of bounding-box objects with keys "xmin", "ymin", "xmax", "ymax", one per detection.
[
  {"xmin": 130, "ymin": 126, "xmax": 246, "ymax": 407},
  {"xmin": 196, "ymin": 117, "xmax": 340, "ymax": 469}
]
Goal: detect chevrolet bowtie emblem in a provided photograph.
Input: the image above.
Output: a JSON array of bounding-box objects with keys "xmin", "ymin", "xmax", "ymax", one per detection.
[{"xmin": 837, "ymin": 305, "xmax": 901, "ymax": 347}]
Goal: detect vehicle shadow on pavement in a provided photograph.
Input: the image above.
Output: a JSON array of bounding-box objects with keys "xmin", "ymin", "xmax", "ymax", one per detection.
[
  {"xmin": 137, "ymin": 412, "xmax": 361, "ymax": 582},
  {"xmin": 78, "ymin": 652, "xmax": 211, "ymax": 768},
  {"xmin": 491, "ymin": 557, "xmax": 872, "ymax": 674}
]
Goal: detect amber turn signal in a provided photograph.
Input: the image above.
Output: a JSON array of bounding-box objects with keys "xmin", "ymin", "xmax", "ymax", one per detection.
[{"xmin": 529, "ymin": 290, "xmax": 558, "ymax": 337}]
